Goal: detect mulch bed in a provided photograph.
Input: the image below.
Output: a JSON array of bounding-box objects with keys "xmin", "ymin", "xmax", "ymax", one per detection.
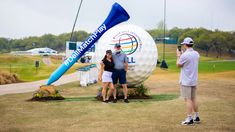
[{"xmin": 28, "ymin": 96, "xmax": 65, "ymax": 102}]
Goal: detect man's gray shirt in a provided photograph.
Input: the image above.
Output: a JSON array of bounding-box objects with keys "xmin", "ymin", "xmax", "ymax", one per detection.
[{"xmin": 112, "ymin": 52, "xmax": 127, "ymax": 70}]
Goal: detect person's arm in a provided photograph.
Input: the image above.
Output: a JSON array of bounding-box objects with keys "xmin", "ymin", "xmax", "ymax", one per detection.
[
  {"xmin": 124, "ymin": 55, "xmax": 128, "ymax": 71},
  {"xmin": 176, "ymin": 49, "xmax": 184, "ymax": 68},
  {"xmin": 124, "ymin": 62, "xmax": 128, "ymax": 71},
  {"xmin": 176, "ymin": 57, "xmax": 183, "ymax": 68},
  {"xmin": 98, "ymin": 61, "xmax": 104, "ymax": 81}
]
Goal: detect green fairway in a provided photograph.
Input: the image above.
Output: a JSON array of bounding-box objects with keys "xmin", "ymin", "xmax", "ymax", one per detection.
[
  {"xmin": 157, "ymin": 44, "xmax": 235, "ymax": 73},
  {"xmin": 0, "ymin": 55, "xmax": 83, "ymax": 81},
  {"xmin": 159, "ymin": 58, "xmax": 235, "ymax": 73}
]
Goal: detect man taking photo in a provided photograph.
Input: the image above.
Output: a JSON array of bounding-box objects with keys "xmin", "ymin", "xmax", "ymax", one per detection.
[{"xmin": 176, "ymin": 37, "xmax": 200, "ymax": 125}]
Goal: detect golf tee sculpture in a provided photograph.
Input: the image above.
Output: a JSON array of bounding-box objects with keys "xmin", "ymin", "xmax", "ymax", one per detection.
[
  {"xmin": 47, "ymin": 3, "xmax": 130, "ymax": 85},
  {"xmin": 31, "ymin": 3, "xmax": 130, "ymax": 100},
  {"xmin": 33, "ymin": 2, "xmax": 158, "ymax": 101}
]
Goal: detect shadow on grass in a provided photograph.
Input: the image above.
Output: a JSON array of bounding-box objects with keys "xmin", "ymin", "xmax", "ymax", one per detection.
[
  {"xmin": 129, "ymin": 94, "xmax": 179, "ymax": 102},
  {"xmin": 150, "ymin": 94, "xmax": 179, "ymax": 101},
  {"xmin": 64, "ymin": 96, "xmax": 97, "ymax": 102},
  {"xmin": 63, "ymin": 94, "xmax": 179, "ymax": 102}
]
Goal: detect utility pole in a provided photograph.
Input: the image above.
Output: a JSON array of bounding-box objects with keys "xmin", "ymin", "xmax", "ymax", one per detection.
[{"xmin": 160, "ymin": 0, "xmax": 168, "ymax": 69}]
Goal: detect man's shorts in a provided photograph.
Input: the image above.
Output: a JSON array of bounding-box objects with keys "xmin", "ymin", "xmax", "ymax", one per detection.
[
  {"xmin": 112, "ymin": 69, "xmax": 126, "ymax": 84},
  {"xmin": 180, "ymin": 85, "xmax": 197, "ymax": 99}
]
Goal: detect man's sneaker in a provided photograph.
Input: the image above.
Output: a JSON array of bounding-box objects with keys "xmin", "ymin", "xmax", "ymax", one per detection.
[
  {"xmin": 124, "ymin": 99, "xmax": 129, "ymax": 103},
  {"xmin": 113, "ymin": 99, "xmax": 117, "ymax": 103},
  {"xmin": 194, "ymin": 117, "xmax": 200, "ymax": 124},
  {"xmin": 181, "ymin": 119, "xmax": 194, "ymax": 126}
]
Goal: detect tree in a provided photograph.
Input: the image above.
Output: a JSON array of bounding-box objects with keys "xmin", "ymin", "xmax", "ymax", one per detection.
[
  {"xmin": 0, "ymin": 38, "xmax": 9, "ymax": 53},
  {"xmin": 168, "ymin": 27, "xmax": 184, "ymax": 38},
  {"xmin": 1, "ymin": 27, "xmax": 234, "ymax": 57},
  {"xmin": 72, "ymin": 31, "xmax": 90, "ymax": 42},
  {"xmin": 196, "ymin": 33, "xmax": 212, "ymax": 56},
  {"xmin": 210, "ymin": 31, "xmax": 226, "ymax": 58},
  {"xmin": 224, "ymin": 32, "xmax": 235, "ymax": 56},
  {"xmin": 148, "ymin": 20, "xmax": 168, "ymax": 40}
]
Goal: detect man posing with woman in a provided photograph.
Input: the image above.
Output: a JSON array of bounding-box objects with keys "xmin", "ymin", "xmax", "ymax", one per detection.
[{"xmin": 98, "ymin": 44, "xmax": 129, "ymax": 103}]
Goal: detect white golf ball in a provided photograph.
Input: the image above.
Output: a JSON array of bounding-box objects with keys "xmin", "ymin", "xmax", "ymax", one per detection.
[{"xmin": 95, "ymin": 24, "xmax": 158, "ymax": 86}]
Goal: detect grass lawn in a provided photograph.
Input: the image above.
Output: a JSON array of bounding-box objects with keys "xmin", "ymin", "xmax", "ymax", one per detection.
[
  {"xmin": 0, "ymin": 45, "xmax": 235, "ymax": 131},
  {"xmin": 0, "ymin": 55, "xmax": 85, "ymax": 81},
  {"xmin": 0, "ymin": 69, "xmax": 235, "ymax": 131}
]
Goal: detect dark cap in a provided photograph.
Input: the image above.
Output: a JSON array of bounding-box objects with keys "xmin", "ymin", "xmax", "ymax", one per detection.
[
  {"xmin": 106, "ymin": 50, "xmax": 112, "ymax": 54},
  {"xmin": 114, "ymin": 43, "xmax": 121, "ymax": 47}
]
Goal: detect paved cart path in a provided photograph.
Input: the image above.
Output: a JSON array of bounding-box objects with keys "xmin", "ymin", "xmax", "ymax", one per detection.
[{"xmin": 0, "ymin": 72, "xmax": 78, "ymax": 96}]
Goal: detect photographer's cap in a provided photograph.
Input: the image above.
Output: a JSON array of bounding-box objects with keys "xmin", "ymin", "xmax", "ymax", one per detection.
[{"xmin": 181, "ymin": 37, "xmax": 194, "ymax": 45}]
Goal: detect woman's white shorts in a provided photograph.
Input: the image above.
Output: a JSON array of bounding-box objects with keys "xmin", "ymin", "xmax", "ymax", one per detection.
[{"xmin": 102, "ymin": 71, "xmax": 113, "ymax": 83}]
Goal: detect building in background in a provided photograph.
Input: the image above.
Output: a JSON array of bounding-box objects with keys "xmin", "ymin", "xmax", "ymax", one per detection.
[{"xmin": 11, "ymin": 47, "xmax": 58, "ymax": 56}]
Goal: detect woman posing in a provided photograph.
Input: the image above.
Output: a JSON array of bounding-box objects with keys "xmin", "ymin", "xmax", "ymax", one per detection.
[{"xmin": 98, "ymin": 50, "xmax": 115, "ymax": 103}]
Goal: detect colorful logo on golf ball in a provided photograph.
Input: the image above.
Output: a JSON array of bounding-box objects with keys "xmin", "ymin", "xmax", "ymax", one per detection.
[{"xmin": 110, "ymin": 32, "xmax": 141, "ymax": 55}]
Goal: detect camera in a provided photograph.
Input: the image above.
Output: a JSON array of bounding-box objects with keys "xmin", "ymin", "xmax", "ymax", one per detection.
[{"xmin": 177, "ymin": 45, "xmax": 181, "ymax": 52}]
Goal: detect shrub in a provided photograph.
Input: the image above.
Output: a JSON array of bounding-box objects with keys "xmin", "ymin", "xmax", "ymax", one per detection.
[
  {"xmin": 0, "ymin": 71, "xmax": 20, "ymax": 85},
  {"xmin": 134, "ymin": 84, "xmax": 149, "ymax": 96},
  {"xmin": 31, "ymin": 89, "xmax": 64, "ymax": 101},
  {"xmin": 96, "ymin": 84, "xmax": 150, "ymax": 100}
]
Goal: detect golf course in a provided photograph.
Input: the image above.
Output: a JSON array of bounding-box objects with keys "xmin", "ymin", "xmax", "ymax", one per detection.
[
  {"xmin": 0, "ymin": 44, "xmax": 234, "ymax": 131},
  {"xmin": 1, "ymin": 0, "xmax": 235, "ymax": 131},
  {"xmin": 0, "ymin": 55, "xmax": 84, "ymax": 82}
]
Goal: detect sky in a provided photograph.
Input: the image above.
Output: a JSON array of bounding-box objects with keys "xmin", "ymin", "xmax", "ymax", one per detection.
[{"xmin": 0, "ymin": 0, "xmax": 235, "ymax": 39}]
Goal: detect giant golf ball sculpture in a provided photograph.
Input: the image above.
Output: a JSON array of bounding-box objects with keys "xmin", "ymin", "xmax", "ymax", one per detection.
[{"xmin": 95, "ymin": 24, "xmax": 158, "ymax": 86}]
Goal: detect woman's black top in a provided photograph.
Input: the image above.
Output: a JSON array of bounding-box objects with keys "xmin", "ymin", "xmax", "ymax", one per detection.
[{"xmin": 102, "ymin": 58, "xmax": 114, "ymax": 72}]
